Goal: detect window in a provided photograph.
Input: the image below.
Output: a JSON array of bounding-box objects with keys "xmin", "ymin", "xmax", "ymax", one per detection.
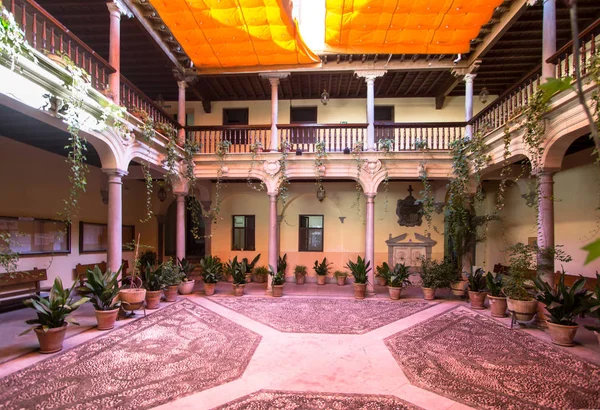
[
  {"xmin": 223, "ymin": 108, "xmax": 249, "ymax": 125},
  {"xmin": 299, "ymin": 215, "xmax": 324, "ymax": 252},
  {"xmin": 232, "ymin": 215, "xmax": 255, "ymax": 251},
  {"xmin": 375, "ymin": 105, "xmax": 395, "ymax": 122},
  {"xmin": 79, "ymin": 222, "xmax": 135, "ymax": 253},
  {"xmin": 0, "ymin": 216, "xmax": 70, "ymax": 255},
  {"xmin": 290, "ymin": 106, "xmax": 317, "ymax": 124},
  {"xmin": 223, "ymin": 108, "xmax": 249, "ymax": 144}
]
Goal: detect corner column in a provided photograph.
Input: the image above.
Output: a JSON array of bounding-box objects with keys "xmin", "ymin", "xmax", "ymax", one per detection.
[
  {"xmin": 175, "ymin": 193, "xmax": 186, "ymax": 261},
  {"xmin": 259, "ymin": 73, "xmax": 290, "ymax": 151},
  {"xmin": 106, "ymin": 1, "xmax": 132, "ymax": 104},
  {"xmin": 542, "ymin": 0, "xmax": 557, "ymax": 80},
  {"xmin": 355, "ymin": 70, "xmax": 386, "ymax": 151},
  {"xmin": 177, "ymin": 80, "xmax": 187, "ymax": 145},
  {"xmin": 537, "ymin": 171, "xmax": 556, "ymax": 285},
  {"xmin": 365, "ymin": 193, "xmax": 376, "ymax": 295},
  {"xmin": 464, "ymin": 73, "xmax": 476, "ymax": 139},
  {"xmin": 103, "ymin": 168, "xmax": 128, "ymax": 272},
  {"xmin": 267, "ymin": 192, "xmax": 278, "ymax": 293}
]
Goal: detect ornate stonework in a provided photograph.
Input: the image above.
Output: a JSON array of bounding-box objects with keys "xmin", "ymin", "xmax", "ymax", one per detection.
[
  {"xmin": 263, "ymin": 160, "xmax": 281, "ymax": 176},
  {"xmin": 396, "ymin": 185, "xmax": 423, "ymax": 227}
]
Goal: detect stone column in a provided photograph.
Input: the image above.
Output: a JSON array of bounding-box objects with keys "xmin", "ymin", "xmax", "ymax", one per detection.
[
  {"xmin": 365, "ymin": 193, "xmax": 376, "ymax": 295},
  {"xmin": 106, "ymin": 3, "xmax": 122, "ymax": 104},
  {"xmin": 177, "ymin": 80, "xmax": 187, "ymax": 145},
  {"xmin": 269, "ymin": 78, "xmax": 280, "ymax": 151},
  {"xmin": 464, "ymin": 73, "xmax": 476, "ymax": 139},
  {"xmin": 537, "ymin": 171, "xmax": 555, "ymax": 285},
  {"xmin": 156, "ymin": 215, "xmax": 165, "ymax": 263},
  {"xmin": 542, "ymin": 0, "xmax": 557, "ymax": 81},
  {"xmin": 175, "ymin": 193, "xmax": 186, "ymax": 262},
  {"xmin": 267, "ymin": 192, "xmax": 278, "ymax": 293},
  {"xmin": 355, "ymin": 71, "xmax": 386, "ymax": 151},
  {"xmin": 103, "ymin": 168, "xmax": 127, "ymax": 272}
]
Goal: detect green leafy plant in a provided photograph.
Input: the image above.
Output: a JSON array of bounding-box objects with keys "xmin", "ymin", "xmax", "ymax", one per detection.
[
  {"xmin": 277, "ymin": 139, "xmax": 292, "ymax": 205},
  {"xmin": 377, "ymin": 138, "xmax": 393, "ymax": 152},
  {"xmin": 139, "ymin": 250, "xmax": 157, "ymax": 270},
  {"xmin": 269, "ymin": 264, "xmax": 285, "ymax": 286},
  {"xmin": 20, "ymin": 277, "xmax": 89, "ymax": 334},
  {"xmin": 351, "ymin": 140, "xmax": 364, "ymax": 216},
  {"xmin": 584, "ymin": 273, "xmax": 600, "ymax": 333},
  {"xmin": 334, "ymin": 270, "xmax": 348, "ymax": 278},
  {"xmin": 314, "ymin": 141, "xmax": 327, "ymax": 195},
  {"xmin": 376, "ymin": 262, "xmax": 390, "ymax": 282},
  {"xmin": 0, "ymin": 7, "xmax": 31, "ymax": 70},
  {"xmin": 177, "ymin": 257, "xmax": 196, "ymax": 281},
  {"xmin": 346, "ymin": 256, "xmax": 371, "ymax": 284},
  {"xmin": 467, "ymin": 268, "xmax": 487, "ymax": 292},
  {"xmin": 242, "ymin": 254, "xmax": 261, "ymax": 274},
  {"xmin": 486, "ymin": 272, "xmax": 504, "ymax": 297},
  {"xmin": 534, "ymin": 270, "xmax": 590, "ymax": 326},
  {"xmin": 313, "ymin": 257, "xmax": 332, "ymax": 276},
  {"xmin": 226, "ymin": 256, "xmax": 247, "ymax": 285},
  {"xmin": 200, "ymin": 255, "xmax": 223, "ymax": 284},
  {"xmin": 278, "ymin": 254, "xmax": 288, "ymax": 275},
  {"xmin": 143, "ymin": 262, "xmax": 166, "ymax": 291},
  {"xmin": 0, "ymin": 231, "xmax": 19, "ymax": 275},
  {"xmin": 77, "ymin": 265, "xmax": 122, "ymax": 311},
  {"xmin": 388, "ymin": 263, "xmax": 411, "ymax": 288},
  {"xmin": 253, "ymin": 265, "xmax": 269, "ymax": 282},
  {"xmin": 159, "ymin": 259, "xmax": 185, "ymax": 286},
  {"xmin": 294, "ymin": 265, "xmax": 307, "ymax": 276},
  {"xmin": 419, "ymin": 257, "xmax": 454, "ymax": 289}
]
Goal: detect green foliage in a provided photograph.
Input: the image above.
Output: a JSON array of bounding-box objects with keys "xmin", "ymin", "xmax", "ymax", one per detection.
[
  {"xmin": 269, "ymin": 264, "xmax": 285, "ymax": 286},
  {"xmin": 0, "ymin": 7, "xmax": 31, "ymax": 70},
  {"xmin": 294, "ymin": 265, "xmax": 307, "ymax": 276},
  {"xmin": 253, "ymin": 265, "xmax": 269, "ymax": 280},
  {"xmin": 467, "ymin": 268, "xmax": 487, "ymax": 292},
  {"xmin": 313, "ymin": 257, "xmax": 332, "ymax": 276},
  {"xmin": 503, "ymin": 243, "xmax": 536, "ymax": 301},
  {"xmin": 419, "ymin": 258, "xmax": 454, "ymax": 289},
  {"xmin": 159, "ymin": 259, "xmax": 185, "ymax": 286},
  {"xmin": 376, "ymin": 262, "xmax": 390, "ymax": 280},
  {"xmin": 334, "ymin": 270, "xmax": 348, "ymax": 278},
  {"xmin": 200, "ymin": 255, "xmax": 223, "ymax": 284},
  {"xmin": 143, "ymin": 262, "xmax": 166, "ymax": 291},
  {"xmin": 377, "ymin": 138, "xmax": 394, "ymax": 152},
  {"xmin": 0, "ymin": 231, "xmax": 19, "ymax": 275},
  {"xmin": 21, "ymin": 277, "xmax": 89, "ymax": 334},
  {"xmin": 534, "ymin": 271, "xmax": 590, "ymax": 326},
  {"xmin": 177, "ymin": 257, "xmax": 196, "ymax": 280},
  {"xmin": 314, "ymin": 141, "xmax": 327, "ymax": 195},
  {"xmin": 486, "ymin": 272, "xmax": 504, "ymax": 297},
  {"xmin": 277, "ymin": 140, "xmax": 292, "ymax": 205},
  {"xmin": 77, "ymin": 265, "xmax": 122, "ymax": 311},
  {"xmin": 157, "ymin": 123, "xmax": 179, "ymax": 184},
  {"xmin": 538, "ymin": 77, "xmax": 573, "ymax": 105},
  {"xmin": 388, "ymin": 263, "xmax": 411, "ymax": 288},
  {"xmin": 584, "ymin": 273, "xmax": 600, "ymax": 333},
  {"xmin": 226, "ymin": 256, "xmax": 247, "ymax": 285},
  {"xmin": 278, "ymin": 254, "xmax": 288, "ymax": 275},
  {"xmin": 351, "ymin": 141, "xmax": 364, "ymax": 217},
  {"xmin": 242, "ymin": 254, "xmax": 261, "ymax": 273},
  {"xmin": 346, "ymin": 256, "xmax": 371, "ymax": 284},
  {"xmin": 583, "ymin": 239, "xmax": 600, "ymax": 265},
  {"xmin": 139, "ymin": 251, "xmax": 157, "ymax": 270}
]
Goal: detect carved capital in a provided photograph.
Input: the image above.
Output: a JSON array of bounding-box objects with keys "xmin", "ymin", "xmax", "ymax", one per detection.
[
  {"xmin": 259, "ymin": 72, "xmax": 291, "ymax": 82},
  {"xmin": 263, "ymin": 160, "xmax": 281, "ymax": 177},
  {"xmin": 107, "ymin": 0, "xmax": 133, "ymax": 18},
  {"xmin": 354, "ymin": 70, "xmax": 387, "ymax": 82},
  {"xmin": 451, "ymin": 60, "xmax": 481, "ymax": 77}
]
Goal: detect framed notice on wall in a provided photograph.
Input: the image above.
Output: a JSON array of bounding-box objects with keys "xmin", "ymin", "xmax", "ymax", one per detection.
[
  {"xmin": 0, "ymin": 216, "xmax": 70, "ymax": 255},
  {"xmin": 79, "ymin": 222, "xmax": 135, "ymax": 253}
]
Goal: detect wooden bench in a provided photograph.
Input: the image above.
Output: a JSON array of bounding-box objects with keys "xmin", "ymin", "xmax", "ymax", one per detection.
[
  {"xmin": 0, "ymin": 268, "xmax": 48, "ymax": 312},
  {"xmin": 75, "ymin": 260, "xmax": 129, "ymax": 286}
]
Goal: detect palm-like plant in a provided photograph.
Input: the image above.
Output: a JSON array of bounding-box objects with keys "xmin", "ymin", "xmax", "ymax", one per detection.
[
  {"xmin": 242, "ymin": 253, "xmax": 261, "ymax": 273},
  {"xmin": 278, "ymin": 254, "xmax": 288, "ymax": 275},
  {"xmin": 346, "ymin": 256, "xmax": 371, "ymax": 284},
  {"xmin": 177, "ymin": 257, "xmax": 195, "ymax": 280},
  {"xmin": 313, "ymin": 257, "xmax": 332, "ymax": 276},
  {"xmin": 534, "ymin": 270, "xmax": 591, "ymax": 326},
  {"xmin": 200, "ymin": 255, "xmax": 223, "ymax": 284},
  {"xmin": 486, "ymin": 272, "xmax": 504, "ymax": 297},
  {"xmin": 388, "ymin": 263, "xmax": 411, "ymax": 288},
  {"xmin": 269, "ymin": 264, "xmax": 285, "ymax": 286},
  {"xmin": 143, "ymin": 262, "xmax": 166, "ymax": 291},
  {"xmin": 21, "ymin": 277, "xmax": 89, "ymax": 334},
  {"xmin": 376, "ymin": 262, "xmax": 391, "ymax": 282},
  {"xmin": 226, "ymin": 256, "xmax": 248, "ymax": 285},
  {"xmin": 77, "ymin": 265, "xmax": 122, "ymax": 311},
  {"xmin": 467, "ymin": 268, "xmax": 487, "ymax": 292},
  {"xmin": 160, "ymin": 259, "xmax": 185, "ymax": 286}
]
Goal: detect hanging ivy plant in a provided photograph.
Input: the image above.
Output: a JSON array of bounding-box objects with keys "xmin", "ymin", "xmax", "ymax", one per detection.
[
  {"xmin": 351, "ymin": 140, "xmax": 364, "ymax": 216},
  {"xmin": 0, "ymin": 232, "xmax": 19, "ymax": 276},
  {"xmin": 247, "ymin": 140, "xmax": 266, "ymax": 192},
  {"xmin": 278, "ymin": 139, "xmax": 291, "ymax": 206},
  {"xmin": 156, "ymin": 122, "xmax": 179, "ymax": 184},
  {"xmin": 133, "ymin": 109, "xmax": 156, "ymax": 223},
  {"xmin": 414, "ymin": 138, "xmax": 435, "ymax": 229},
  {"xmin": 182, "ymin": 139, "xmax": 203, "ymax": 237},
  {"xmin": 314, "ymin": 141, "xmax": 327, "ymax": 197},
  {"xmin": 0, "ymin": 8, "xmax": 32, "ymax": 70}
]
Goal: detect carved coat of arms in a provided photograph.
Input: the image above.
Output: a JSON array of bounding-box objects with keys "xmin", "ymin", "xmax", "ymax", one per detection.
[{"xmin": 396, "ymin": 185, "xmax": 423, "ymax": 227}]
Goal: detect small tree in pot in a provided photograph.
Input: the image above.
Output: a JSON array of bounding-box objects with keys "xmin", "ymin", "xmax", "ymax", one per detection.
[
  {"xmin": 534, "ymin": 271, "xmax": 590, "ymax": 346},
  {"xmin": 346, "ymin": 256, "xmax": 370, "ymax": 299},
  {"xmin": 160, "ymin": 259, "xmax": 185, "ymax": 302},
  {"xmin": 314, "ymin": 257, "xmax": 332, "ymax": 285},
  {"xmin": 177, "ymin": 258, "xmax": 196, "ymax": 295},
  {"xmin": 466, "ymin": 268, "xmax": 487, "ymax": 310},
  {"xmin": 504, "ymin": 243, "xmax": 538, "ymax": 322},
  {"xmin": 200, "ymin": 256, "xmax": 223, "ymax": 296},
  {"xmin": 419, "ymin": 258, "xmax": 453, "ymax": 300},
  {"xmin": 387, "ymin": 263, "xmax": 411, "ymax": 300},
  {"xmin": 294, "ymin": 265, "xmax": 307, "ymax": 285},
  {"xmin": 143, "ymin": 262, "xmax": 166, "ymax": 309},
  {"xmin": 21, "ymin": 277, "xmax": 89, "ymax": 353},
  {"xmin": 77, "ymin": 265, "xmax": 122, "ymax": 330},
  {"xmin": 486, "ymin": 272, "xmax": 507, "ymax": 317},
  {"xmin": 227, "ymin": 256, "xmax": 248, "ymax": 296},
  {"xmin": 269, "ymin": 264, "xmax": 285, "ymax": 297}
]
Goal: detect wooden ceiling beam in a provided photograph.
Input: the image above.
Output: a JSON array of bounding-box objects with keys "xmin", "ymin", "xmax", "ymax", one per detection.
[
  {"xmin": 384, "ymin": 72, "xmax": 400, "ymax": 97},
  {"xmin": 413, "ymin": 71, "xmax": 434, "ymax": 96},
  {"xmin": 423, "ymin": 72, "xmax": 444, "ymax": 96},
  {"xmin": 405, "ymin": 72, "xmax": 422, "ymax": 95},
  {"xmin": 395, "ymin": 72, "xmax": 412, "ymax": 96}
]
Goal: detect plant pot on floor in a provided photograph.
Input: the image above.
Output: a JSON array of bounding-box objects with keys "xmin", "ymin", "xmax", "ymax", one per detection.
[
  {"xmin": 178, "ymin": 280, "xmax": 195, "ymax": 295},
  {"xmin": 34, "ymin": 324, "xmax": 68, "ymax": 354},
  {"xmin": 388, "ymin": 286, "xmax": 402, "ymax": 300},
  {"xmin": 376, "ymin": 276, "xmax": 387, "ymax": 286},
  {"xmin": 337, "ymin": 276, "xmax": 347, "ymax": 286},
  {"xmin": 546, "ymin": 322, "xmax": 579, "ymax": 347},
  {"xmin": 295, "ymin": 274, "xmax": 305, "ymax": 285},
  {"xmin": 119, "ymin": 288, "xmax": 147, "ymax": 310},
  {"xmin": 317, "ymin": 275, "xmax": 326, "ymax": 285},
  {"xmin": 451, "ymin": 280, "xmax": 467, "ymax": 297},
  {"xmin": 272, "ymin": 285, "xmax": 284, "ymax": 297},
  {"xmin": 488, "ymin": 295, "xmax": 507, "ymax": 317},
  {"xmin": 535, "ymin": 302, "xmax": 550, "ymax": 328},
  {"xmin": 145, "ymin": 290, "xmax": 162, "ymax": 309},
  {"xmin": 354, "ymin": 283, "xmax": 367, "ymax": 299},
  {"xmin": 163, "ymin": 285, "xmax": 179, "ymax": 302},
  {"xmin": 95, "ymin": 308, "xmax": 119, "ymax": 331},
  {"xmin": 245, "ymin": 274, "xmax": 252, "ymax": 284},
  {"xmin": 422, "ymin": 287, "xmax": 436, "ymax": 300},
  {"xmin": 506, "ymin": 298, "xmax": 538, "ymax": 322},
  {"xmin": 204, "ymin": 283, "xmax": 216, "ymax": 296},
  {"xmin": 468, "ymin": 291, "xmax": 487, "ymax": 310},
  {"xmin": 233, "ymin": 284, "xmax": 245, "ymax": 296},
  {"xmin": 254, "ymin": 274, "xmax": 266, "ymax": 283}
]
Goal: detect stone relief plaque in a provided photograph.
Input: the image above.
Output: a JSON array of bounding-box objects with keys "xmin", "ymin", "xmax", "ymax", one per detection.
[
  {"xmin": 386, "ymin": 233, "xmax": 437, "ymax": 272},
  {"xmin": 396, "ymin": 185, "xmax": 423, "ymax": 227}
]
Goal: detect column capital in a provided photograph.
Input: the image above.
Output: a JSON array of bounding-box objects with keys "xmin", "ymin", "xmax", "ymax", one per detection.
[
  {"xmin": 451, "ymin": 60, "xmax": 481, "ymax": 77},
  {"xmin": 177, "ymin": 80, "xmax": 188, "ymax": 90},
  {"xmin": 106, "ymin": 1, "xmax": 133, "ymax": 18},
  {"xmin": 354, "ymin": 70, "xmax": 387, "ymax": 82},
  {"xmin": 259, "ymin": 72, "xmax": 291, "ymax": 82},
  {"xmin": 463, "ymin": 73, "xmax": 477, "ymax": 83},
  {"xmin": 102, "ymin": 168, "xmax": 128, "ymax": 178},
  {"xmin": 267, "ymin": 191, "xmax": 278, "ymax": 199},
  {"xmin": 174, "ymin": 191, "xmax": 187, "ymax": 199},
  {"xmin": 364, "ymin": 192, "xmax": 377, "ymax": 200}
]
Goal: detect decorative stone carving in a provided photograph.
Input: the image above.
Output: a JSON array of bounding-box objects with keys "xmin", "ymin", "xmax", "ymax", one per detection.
[
  {"xmin": 220, "ymin": 166, "xmax": 229, "ymax": 176},
  {"xmin": 386, "ymin": 233, "xmax": 437, "ymax": 271},
  {"xmin": 362, "ymin": 159, "xmax": 382, "ymax": 176},
  {"xmin": 396, "ymin": 185, "xmax": 423, "ymax": 227},
  {"xmin": 263, "ymin": 160, "xmax": 281, "ymax": 177}
]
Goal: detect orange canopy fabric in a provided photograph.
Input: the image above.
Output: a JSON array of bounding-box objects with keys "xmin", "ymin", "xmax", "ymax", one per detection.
[
  {"xmin": 149, "ymin": 0, "xmax": 319, "ymax": 69},
  {"xmin": 325, "ymin": 0, "xmax": 503, "ymax": 54}
]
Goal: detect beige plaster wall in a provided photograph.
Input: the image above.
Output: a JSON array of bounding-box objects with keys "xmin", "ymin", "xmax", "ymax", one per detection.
[{"xmin": 0, "ymin": 136, "xmax": 160, "ymax": 287}]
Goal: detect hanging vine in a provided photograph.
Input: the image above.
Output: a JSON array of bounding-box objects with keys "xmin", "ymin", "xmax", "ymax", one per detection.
[
  {"xmin": 351, "ymin": 140, "xmax": 364, "ymax": 217},
  {"xmin": 247, "ymin": 140, "xmax": 265, "ymax": 192},
  {"xmin": 314, "ymin": 141, "xmax": 327, "ymax": 196},
  {"xmin": 0, "ymin": 8, "xmax": 32, "ymax": 70},
  {"xmin": 135, "ymin": 109, "xmax": 156, "ymax": 223},
  {"xmin": 156, "ymin": 122, "xmax": 179, "ymax": 184},
  {"xmin": 415, "ymin": 139, "xmax": 434, "ymax": 229},
  {"xmin": 183, "ymin": 138, "xmax": 202, "ymax": 237},
  {"xmin": 278, "ymin": 139, "xmax": 291, "ymax": 206}
]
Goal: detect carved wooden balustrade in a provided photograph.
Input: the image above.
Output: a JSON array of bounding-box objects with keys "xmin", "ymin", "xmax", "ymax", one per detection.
[
  {"xmin": 374, "ymin": 122, "xmax": 464, "ymax": 150},
  {"xmin": 120, "ymin": 76, "xmax": 179, "ymax": 128}
]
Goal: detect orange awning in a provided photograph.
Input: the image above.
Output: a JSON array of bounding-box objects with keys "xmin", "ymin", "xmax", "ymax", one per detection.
[
  {"xmin": 149, "ymin": 0, "xmax": 320, "ymax": 69},
  {"xmin": 325, "ymin": 0, "xmax": 503, "ymax": 54}
]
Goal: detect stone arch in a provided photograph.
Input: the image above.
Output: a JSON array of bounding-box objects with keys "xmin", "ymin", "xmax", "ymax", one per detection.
[{"xmin": 542, "ymin": 120, "xmax": 592, "ymax": 170}]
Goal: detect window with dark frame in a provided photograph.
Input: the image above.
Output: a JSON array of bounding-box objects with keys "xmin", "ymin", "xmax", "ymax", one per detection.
[
  {"xmin": 223, "ymin": 108, "xmax": 250, "ymax": 145},
  {"xmin": 299, "ymin": 215, "xmax": 324, "ymax": 252},
  {"xmin": 0, "ymin": 216, "xmax": 70, "ymax": 255},
  {"xmin": 290, "ymin": 106, "xmax": 318, "ymax": 123},
  {"xmin": 374, "ymin": 105, "xmax": 395, "ymax": 122},
  {"xmin": 232, "ymin": 215, "xmax": 255, "ymax": 251}
]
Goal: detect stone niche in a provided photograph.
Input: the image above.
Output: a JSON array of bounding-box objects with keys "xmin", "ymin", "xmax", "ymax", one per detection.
[{"xmin": 386, "ymin": 233, "xmax": 437, "ymax": 272}]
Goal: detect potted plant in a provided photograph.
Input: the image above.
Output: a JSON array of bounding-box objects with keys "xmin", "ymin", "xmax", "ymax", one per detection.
[
  {"xmin": 139, "ymin": 250, "xmax": 157, "ymax": 273},
  {"xmin": 160, "ymin": 259, "xmax": 185, "ymax": 302},
  {"xmin": 120, "ymin": 236, "xmax": 147, "ymax": 307},
  {"xmin": 278, "ymin": 254, "xmax": 288, "ymax": 277},
  {"xmin": 142, "ymin": 262, "xmax": 165, "ymax": 309},
  {"xmin": 227, "ymin": 256, "xmax": 247, "ymax": 296},
  {"xmin": 269, "ymin": 264, "xmax": 285, "ymax": 297},
  {"xmin": 486, "ymin": 272, "xmax": 507, "ymax": 317},
  {"xmin": 346, "ymin": 256, "xmax": 370, "ymax": 299},
  {"xmin": 294, "ymin": 265, "xmax": 307, "ymax": 285},
  {"xmin": 450, "ymin": 266, "xmax": 468, "ymax": 297},
  {"xmin": 387, "ymin": 263, "xmax": 412, "ymax": 300},
  {"xmin": 242, "ymin": 254, "xmax": 261, "ymax": 284},
  {"xmin": 375, "ymin": 262, "xmax": 390, "ymax": 286},
  {"xmin": 419, "ymin": 258, "xmax": 453, "ymax": 301},
  {"xmin": 177, "ymin": 257, "xmax": 196, "ymax": 295},
  {"xmin": 584, "ymin": 274, "xmax": 600, "ymax": 346},
  {"xmin": 534, "ymin": 271, "xmax": 590, "ymax": 346},
  {"xmin": 314, "ymin": 257, "xmax": 332, "ymax": 285},
  {"xmin": 467, "ymin": 268, "xmax": 487, "ymax": 310},
  {"xmin": 77, "ymin": 265, "xmax": 122, "ymax": 330},
  {"xmin": 334, "ymin": 270, "xmax": 348, "ymax": 286},
  {"xmin": 253, "ymin": 265, "xmax": 269, "ymax": 284},
  {"xmin": 200, "ymin": 255, "xmax": 222, "ymax": 296},
  {"xmin": 20, "ymin": 277, "xmax": 89, "ymax": 354},
  {"xmin": 377, "ymin": 138, "xmax": 393, "ymax": 152},
  {"xmin": 504, "ymin": 243, "xmax": 538, "ymax": 322}
]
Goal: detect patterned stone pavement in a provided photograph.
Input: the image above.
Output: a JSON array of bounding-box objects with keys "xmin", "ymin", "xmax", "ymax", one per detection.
[
  {"xmin": 214, "ymin": 390, "xmax": 422, "ymax": 409},
  {"xmin": 384, "ymin": 306, "xmax": 600, "ymax": 410},
  {"xmin": 0, "ymin": 300, "xmax": 261, "ymax": 410},
  {"xmin": 210, "ymin": 297, "xmax": 436, "ymax": 334}
]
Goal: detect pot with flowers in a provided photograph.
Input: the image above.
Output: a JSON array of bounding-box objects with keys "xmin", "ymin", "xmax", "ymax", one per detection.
[
  {"xmin": 386, "ymin": 263, "xmax": 412, "ymax": 300},
  {"xmin": 77, "ymin": 265, "xmax": 122, "ymax": 330},
  {"xmin": 200, "ymin": 255, "xmax": 223, "ymax": 296},
  {"xmin": 346, "ymin": 256, "xmax": 371, "ymax": 299},
  {"xmin": 177, "ymin": 258, "xmax": 196, "ymax": 295},
  {"xmin": 314, "ymin": 257, "xmax": 332, "ymax": 285},
  {"xmin": 21, "ymin": 277, "xmax": 89, "ymax": 353},
  {"xmin": 294, "ymin": 265, "xmax": 307, "ymax": 285},
  {"xmin": 142, "ymin": 262, "xmax": 165, "ymax": 309},
  {"xmin": 270, "ymin": 264, "xmax": 285, "ymax": 297},
  {"xmin": 467, "ymin": 268, "xmax": 488, "ymax": 310},
  {"xmin": 486, "ymin": 272, "xmax": 507, "ymax": 317},
  {"xmin": 160, "ymin": 259, "xmax": 185, "ymax": 302}
]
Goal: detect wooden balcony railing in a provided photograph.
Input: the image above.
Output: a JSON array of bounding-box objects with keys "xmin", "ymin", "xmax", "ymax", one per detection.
[
  {"xmin": 4, "ymin": 0, "xmax": 115, "ymax": 91},
  {"xmin": 547, "ymin": 17, "xmax": 600, "ymax": 79},
  {"xmin": 375, "ymin": 122, "xmax": 464, "ymax": 150},
  {"xmin": 120, "ymin": 76, "xmax": 179, "ymax": 129},
  {"xmin": 187, "ymin": 125, "xmax": 271, "ymax": 154},
  {"xmin": 279, "ymin": 123, "xmax": 367, "ymax": 152}
]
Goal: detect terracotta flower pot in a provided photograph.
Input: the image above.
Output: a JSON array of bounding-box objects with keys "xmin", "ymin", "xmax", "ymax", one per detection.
[
  {"xmin": 145, "ymin": 290, "xmax": 162, "ymax": 309},
  {"xmin": 546, "ymin": 322, "xmax": 579, "ymax": 347},
  {"xmin": 245, "ymin": 273, "xmax": 252, "ymax": 283},
  {"xmin": 388, "ymin": 286, "xmax": 402, "ymax": 300},
  {"xmin": 422, "ymin": 287, "xmax": 436, "ymax": 300},
  {"xmin": 163, "ymin": 285, "xmax": 179, "ymax": 302},
  {"xmin": 227, "ymin": 274, "xmax": 234, "ymax": 283},
  {"xmin": 536, "ymin": 302, "xmax": 550, "ymax": 328},
  {"xmin": 337, "ymin": 276, "xmax": 347, "ymax": 286},
  {"xmin": 488, "ymin": 295, "xmax": 507, "ymax": 317},
  {"xmin": 95, "ymin": 308, "xmax": 119, "ymax": 331},
  {"xmin": 119, "ymin": 288, "xmax": 146, "ymax": 311},
  {"xmin": 272, "ymin": 285, "xmax": 284, "ymax": 297},
  {"xmin": 317, "ymin": 275, "xmax": 326, "ymax": 285},
  {"xmin": 254, "ymin": 274, "xmax": 266, "ymax": 283},
  {"xmin": 233, "ymin": 284, "xmax": 245, "ymax": 296},
  {"xmin": 468, "ymin": 291, "xmax": 488, "ymax": 310},
  {"xmin": 506, "ymin": 298, "xmax": 538, "ymax": 322},
  {"xmin": 451, "ymin": 280, "xmax": 467, "ymax": 297},
  {"xmin": 34, "ymin": 323, "xmax": 68, "ymax": 354},
  {"xmin": 295, "ymin": 274, "xmax": 305, "ymax": 285},
  {"xmin": 204, "ymin": 282, "xmax": 216, "ymax": 296},
  {"xmin": 376, "ymin": 276, "xmax": 387, "ymax": 286},
  {"xmin": 178, "ymin": 280, "xmax": 195, "ymax": 295},
  {"xmin": 354, "ymin": 283, "xmax": 367, "ymax": 299}
]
